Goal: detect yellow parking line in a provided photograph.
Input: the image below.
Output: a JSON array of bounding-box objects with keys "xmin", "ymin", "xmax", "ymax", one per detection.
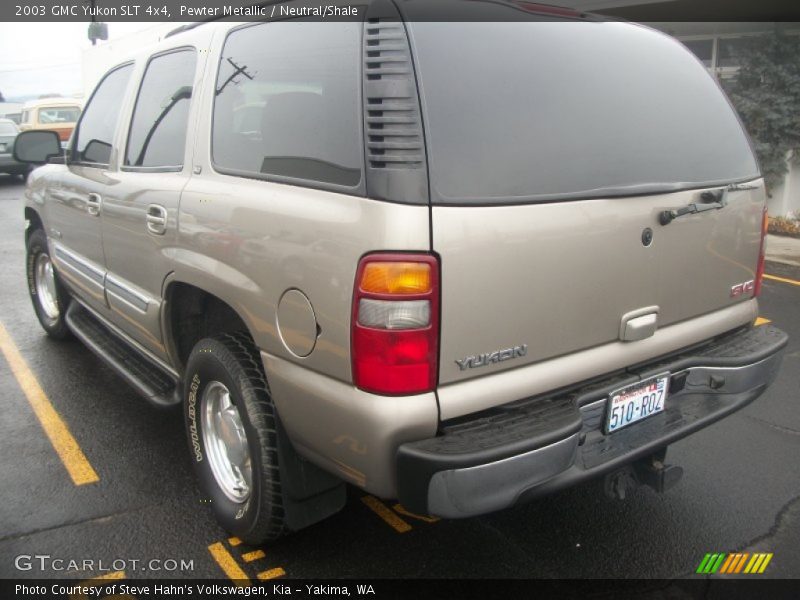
[
  {"xmin": 0, "ymin": 321, "xmax": 99, "ymax": 486},
  {"xmin": 755, "ymin": 317, "xmax": 771, "ymax": 326},
  {"xmin": 228, "ymin": 536, "xmax": 242, "ymax": 546},
  {"xmin": 208, "ymin": 542, "xmax": 250, "ymax": 585},
  {"xmin": 69, "ymin": 571, "xmax": 126, "ymax": 600},
  {"xmin": 257, "ymin": 568, "xmax": 286, "ymax": 580},
  {"xmin": 361, "ymin": 495, "xmax": 412, "ymax": 533},
  {"xmin": 241, "ymin": 549, "xmax": 266, "ymax": 563},
  {"xmin": 87, "ymin": 571, "xmax": 126, "ymax": 581},
  {"xmin": 763, "ymin": 273, "xmax": 800, "ymax": 287},
  {"xmin": 393, "ymin": 503, "xmax": 440, "ymax": 523}
]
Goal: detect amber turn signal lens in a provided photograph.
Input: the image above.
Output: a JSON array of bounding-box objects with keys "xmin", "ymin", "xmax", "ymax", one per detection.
[{"xmin": 360, "ymin": 262, "xmax": 431, "ymax": 295}]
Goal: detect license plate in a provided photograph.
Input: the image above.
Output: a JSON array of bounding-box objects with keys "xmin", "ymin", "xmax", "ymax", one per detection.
[{"xmin": 605, "ymin": 373, "xmax": 670, "ymax": 434}]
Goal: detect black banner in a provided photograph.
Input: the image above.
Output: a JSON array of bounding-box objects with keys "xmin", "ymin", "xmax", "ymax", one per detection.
[
  {"xmin": 2, "ymin": 578, "xmax": 800, "ymax": 600},
  {"xmin": 2, "ymin": 0, "xmax": 800, "ymax": 23}
]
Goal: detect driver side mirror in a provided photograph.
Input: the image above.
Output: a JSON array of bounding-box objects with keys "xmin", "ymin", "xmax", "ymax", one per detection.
[{"xmin": 13, "ymin": 130, "xmax": 63, "ymax": 164}]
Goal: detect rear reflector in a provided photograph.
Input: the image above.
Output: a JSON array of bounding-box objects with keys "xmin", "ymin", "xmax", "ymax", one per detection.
[
  {"xmin": 352, "ymin": 254, "xmax": 439, "ymax": 395},
  {"xmin": 754, "ymin": 206, "xmax": 768, "ymax": 297}
]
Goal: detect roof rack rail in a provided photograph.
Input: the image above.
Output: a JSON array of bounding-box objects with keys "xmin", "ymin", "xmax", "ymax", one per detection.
[{"xmin": 165, "ymin": 22, "xmax": 209, "ymax": 38}]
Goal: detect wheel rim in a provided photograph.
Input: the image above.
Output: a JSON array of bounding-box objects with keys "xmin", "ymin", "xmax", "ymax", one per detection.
[
  {"xmin": 201, "ymin": 381, "xmax": 253, "ymax": 503},
  {"xmin": 34, "ymin": 253, "xmax": 60, "ymax": 321}
]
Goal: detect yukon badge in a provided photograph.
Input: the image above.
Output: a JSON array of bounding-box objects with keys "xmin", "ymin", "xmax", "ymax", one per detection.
[{"xmin": 456, "ymin": 344, "xmax": 528, "ymax": 371}]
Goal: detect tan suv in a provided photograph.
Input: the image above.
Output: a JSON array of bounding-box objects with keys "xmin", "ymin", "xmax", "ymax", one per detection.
[
  {"xmin": 18, "ymin": 98, "xmax": 82, "ymax": 143},
  {"xmin": 14, "ymin": 1, "xmax": 788, "ymax": 544}
]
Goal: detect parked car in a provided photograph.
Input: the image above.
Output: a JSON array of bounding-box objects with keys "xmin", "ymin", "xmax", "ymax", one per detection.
[
  {"xmin": 14, "ymin": 0, "xmax": 788, "ymax": 544},
  {"xmin": 0, "ymin": 118, "xmax": 28, "ymax": 178},
  {"xmin": 19, "ymin": 98, "xmax": 82, "ymax": 143}
]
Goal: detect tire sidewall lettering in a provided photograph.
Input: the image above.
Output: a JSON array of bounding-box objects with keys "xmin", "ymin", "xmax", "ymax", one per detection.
[
  {"xmin": 187, "ymin": 373, "xmax": 204, "ymax": 463},
  {"xmin": 26, "ymin": 250, "xmax": 38, "ymax": 298}
]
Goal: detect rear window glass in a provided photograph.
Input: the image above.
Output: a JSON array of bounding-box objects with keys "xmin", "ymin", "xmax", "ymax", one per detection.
[
  {"xmin": 408, "ymin": 22, "xmax": 759, "ymax": 204},
  {"xmin": 212, "ymin": 21, "xmax": 362, "ymax": 188},
  {"xmin": 38, "ymin": 107, "xmax": 81, "ymax": 124}
]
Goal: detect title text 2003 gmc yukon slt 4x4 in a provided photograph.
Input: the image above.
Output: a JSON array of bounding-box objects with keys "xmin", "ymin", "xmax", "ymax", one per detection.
[{"xmin": 14, "ymin": 0, "xmax": 788, "ymax": 543}]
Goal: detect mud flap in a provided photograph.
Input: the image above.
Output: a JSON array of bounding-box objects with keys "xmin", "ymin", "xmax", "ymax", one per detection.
[{"xmin": 276, "ymin": 416, "xmax": 347, "ymax": 531}]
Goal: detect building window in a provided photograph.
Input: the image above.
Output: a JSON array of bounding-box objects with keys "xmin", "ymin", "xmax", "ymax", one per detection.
[
  {"xmin": 681, "ymin": 39, "xmax": 713, "ymax": 68},
  {"xmin": 716, "ymin": 38, "xmax": 754, "ymax": 69}
]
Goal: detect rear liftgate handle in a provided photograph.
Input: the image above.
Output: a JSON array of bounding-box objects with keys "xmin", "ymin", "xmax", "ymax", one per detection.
[{"xmin": 619, "ymin": 306, "xmax": 659, "ymax": 342}]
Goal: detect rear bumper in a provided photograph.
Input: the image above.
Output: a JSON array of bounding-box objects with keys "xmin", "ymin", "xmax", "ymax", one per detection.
[{"xmin": 397, "ymin": 324, "xmax": 788, "ymax": 518}]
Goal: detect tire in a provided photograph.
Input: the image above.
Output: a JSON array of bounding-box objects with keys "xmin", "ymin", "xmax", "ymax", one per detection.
[
  {"xmin": 26, "ymin": 228, "xmax": 72, "ymax": 340},
  {"xmin": 184, "ymin": 332, "xmax": 288, "ymax": 543},
  {"xmin": 14, "ymin": 165, "xmax": 33, "ymax": 180}
]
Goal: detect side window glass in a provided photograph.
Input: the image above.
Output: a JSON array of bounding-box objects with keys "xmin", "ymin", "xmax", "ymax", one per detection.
[
  {"xmin": 73, "ymin": 64, "xmax": 134, "ymax": 165},
  {"xmin": 212, "ymin": 21, "xmax": 362, "ymax": 187},
  {"xmin": 125, "ymin": 49, "xmax": 197, "ymax": 168}
]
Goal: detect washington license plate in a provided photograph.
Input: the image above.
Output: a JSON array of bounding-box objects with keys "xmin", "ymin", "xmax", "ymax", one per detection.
[{"xmin": 605, "ymin": 374, "xmax": 670, "ymax": 434}]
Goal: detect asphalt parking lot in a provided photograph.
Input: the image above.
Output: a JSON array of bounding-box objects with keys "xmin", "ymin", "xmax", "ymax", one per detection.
[{"xmin": 0, "ymin": 174, "xmax": 798, "ymax": 583}]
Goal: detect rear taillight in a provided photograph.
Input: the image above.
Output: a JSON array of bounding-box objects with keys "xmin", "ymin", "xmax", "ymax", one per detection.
[
  {"xmin": 754, "ymin": 206, "xmax": 768, "ymax": 297},
  {"xmin": 351, "ymin": 253, "xmax": 439, "ymax": 395}
]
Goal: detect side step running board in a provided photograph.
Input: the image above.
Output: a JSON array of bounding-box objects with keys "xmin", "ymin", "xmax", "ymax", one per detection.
[{"xmin": 65, "ymin": 302, "xmax": 181, "ymax": 408}]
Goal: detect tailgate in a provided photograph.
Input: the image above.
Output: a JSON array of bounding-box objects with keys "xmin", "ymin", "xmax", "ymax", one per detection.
[
  {"xmin": 407, "ymin": 20, "xmax": 764, "ymax": 389},
  {"xmin": 433, "ymin": 184, "xmax": 765, "ymax": 385}
]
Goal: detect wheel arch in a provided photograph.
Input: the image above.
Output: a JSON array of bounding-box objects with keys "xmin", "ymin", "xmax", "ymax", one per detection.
[
  {"xmin": 163, "ymin": 277, "xmax": 260, "ymax": 374},
  {"xmin": 24, "ymin": 206, "xmax": 44, "ymax": 243}
]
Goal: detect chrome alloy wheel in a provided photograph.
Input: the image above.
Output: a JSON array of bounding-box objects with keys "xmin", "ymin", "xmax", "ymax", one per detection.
[
  {"xmin": 34, "ymin": 253, "xmax": 60, "ymax": 322},
  {"xmin": 201, "ymin": 381, "xmax": 253, "ymax": 503}
]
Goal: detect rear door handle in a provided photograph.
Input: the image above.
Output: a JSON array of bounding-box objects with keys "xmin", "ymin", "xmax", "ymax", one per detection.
[
  {"xmin": 146, "ymin": 204, "xmax": 168, "ymax": 235},
  {"xmin": 86, "ymin": 193, "xmax": 102, "ymax": 217}
]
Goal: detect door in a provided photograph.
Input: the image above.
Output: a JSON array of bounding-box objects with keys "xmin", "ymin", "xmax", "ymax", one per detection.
[
  {"xmin": 100, "ymin": 48, "xmax": 199, "ymax": 361},
  {"xmin": 404, "ymin": 21, "xmax": 765, "ymax": 385},
  {"xmin": 49, "ymin": 63, "xmax": 134, "ymax": 311}
]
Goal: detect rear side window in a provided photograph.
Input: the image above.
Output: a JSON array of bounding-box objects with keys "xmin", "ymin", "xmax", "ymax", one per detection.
[
  {"xmin": 212, "ymin": 21, "xmax": 362, "ymax": 188},
  {"xmin": 73, "ymin": 64, "xmax": 134, "ymax": 165},
  {"xmin": 125, "ymin": 49, "xmax": 197, "ymax": 169},
  {"xmin": 408, "ymin": 22, "xmax": 760, "ymax": 204}
]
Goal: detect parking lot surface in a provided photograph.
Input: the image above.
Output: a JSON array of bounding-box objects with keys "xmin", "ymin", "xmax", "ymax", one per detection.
[{"xmin": 0, "ymin": 174, "xmax": 798, "ymax": 581}]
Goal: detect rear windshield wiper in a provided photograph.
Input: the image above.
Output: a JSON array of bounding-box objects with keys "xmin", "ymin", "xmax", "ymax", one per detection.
[{"xmin": 658, "ymin": 183, "xmax": 758, "ymax": 226}]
